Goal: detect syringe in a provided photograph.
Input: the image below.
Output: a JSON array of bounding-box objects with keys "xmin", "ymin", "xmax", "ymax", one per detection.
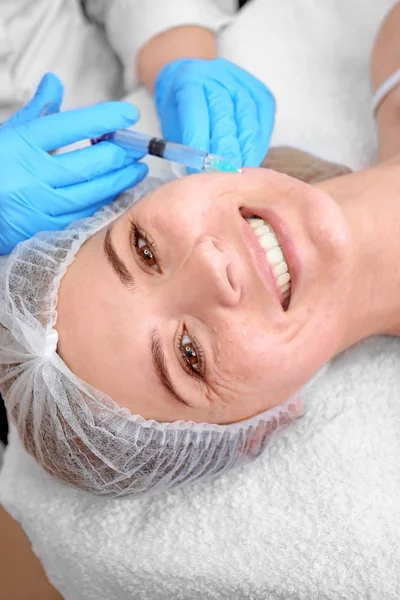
[{"xmin": 91, "ymin": 130, "xmax": 241, "ymax": 173}]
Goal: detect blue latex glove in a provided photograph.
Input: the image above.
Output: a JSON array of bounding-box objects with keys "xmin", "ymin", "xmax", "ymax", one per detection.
[
  {"xmin": 155, "ymin": 58, "xmax": 275, "ymax": 170},
  {"xmin": 0, "ymin": 73, "xmax": 148, "ymax": 255}
]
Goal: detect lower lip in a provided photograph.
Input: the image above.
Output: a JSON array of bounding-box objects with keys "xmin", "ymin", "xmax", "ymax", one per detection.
[{"xmin": 242, "ymin": 207, "xmax": 301, "ymax": 306}]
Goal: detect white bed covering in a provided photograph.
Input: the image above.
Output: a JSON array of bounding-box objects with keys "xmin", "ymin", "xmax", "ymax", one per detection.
[{"xmin": 1, "ymin": 0, "xmax": 400, "ymax": 598}]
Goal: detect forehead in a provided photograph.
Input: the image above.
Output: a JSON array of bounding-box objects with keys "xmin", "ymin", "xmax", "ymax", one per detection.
[
  {"xmin": 135, "ymin": 169, "xmax": 312, "ymax": 210},
  {"xmin": 138, "ymin": 173, "xmax": 235, "ymax": 206}
]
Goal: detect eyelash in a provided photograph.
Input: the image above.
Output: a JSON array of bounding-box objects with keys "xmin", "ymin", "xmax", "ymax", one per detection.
[
  {"xmin": 130, "ymin": 221, "xmax": 161, "ymax": 273},
  {"xmin": 176, "ymin": 327, "xmax": 205, "ymax": 381},
  {"xmin": 130, "ymin": 221, "xmax": 205, "ymax": 382}
]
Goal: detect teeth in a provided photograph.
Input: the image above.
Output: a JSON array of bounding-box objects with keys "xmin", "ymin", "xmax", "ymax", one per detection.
[
  {"xmin": 248, "ymin": 218, "xmax": 270, "ymax": 232},
  {"xmin": 266, "ymin": 246, "xmax": 283, "ymax": 265},
  {"xmin": 277, "ymin": 272, "xmax": 290, "ymax": 286},
  {"xmin": 255, "ymin": 224, "xmax": 271, "ymax": 237},
  {"xmin": 245, "ymin": 217, "xmax": 291, "ymax": 304},
  {"xmin": 273, "ymin": 261, "xmax": 288, "ymax": 276},
  {"xmin": 259, "ymin": 232, "xmax": 278, "ymax": 251}
]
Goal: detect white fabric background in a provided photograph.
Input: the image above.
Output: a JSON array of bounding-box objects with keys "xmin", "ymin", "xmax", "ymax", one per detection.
[
  {"xmin": 0, "ymin": 0, "xmax": 232, "ymax": 120},
  {"xmin": 1, "ymin": 0, "xmax": 400, "ymax": 599}
]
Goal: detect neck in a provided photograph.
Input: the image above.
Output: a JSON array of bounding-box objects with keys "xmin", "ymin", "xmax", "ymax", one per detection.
[{"xmin": 314, "ymin": 156, "xmax": 400, "ymax": 356}]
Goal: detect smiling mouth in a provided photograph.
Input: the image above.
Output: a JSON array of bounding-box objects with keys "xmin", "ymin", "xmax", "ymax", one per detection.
[{"xmin": 243, "ymin": 215, "xmax": 292, "ymax": 310}]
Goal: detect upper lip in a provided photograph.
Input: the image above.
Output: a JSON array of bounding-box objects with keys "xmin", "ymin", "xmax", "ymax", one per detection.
[{"xmin": 239, "ymin": 208, "xmax": 297, "ymax": 309}]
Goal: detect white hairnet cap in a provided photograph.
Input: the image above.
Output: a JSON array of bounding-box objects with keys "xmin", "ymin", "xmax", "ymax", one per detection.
[{"xmin": 0, "ymin": 177, "xmax": 307, "ymax": 498}]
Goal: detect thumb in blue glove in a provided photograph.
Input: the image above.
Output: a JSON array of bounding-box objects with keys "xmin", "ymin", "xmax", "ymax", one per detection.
[
  {"xmin": 2, "ymin": 72, "xmax": 63, "ymax": 130},
  {"xmin": 0, "ymin": 74, "xmax": 148, "ymax": 255}
]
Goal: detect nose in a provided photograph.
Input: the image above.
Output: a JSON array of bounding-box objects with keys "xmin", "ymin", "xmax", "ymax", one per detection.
[{"xmin": 172, "ymin": 236, "xmax": 241, "ymax": 310}]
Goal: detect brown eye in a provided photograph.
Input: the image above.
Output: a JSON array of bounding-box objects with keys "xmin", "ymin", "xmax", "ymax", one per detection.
[
  {"xmin": 138, "ymin": 241, "xmax": 157, "ymax": 267},
  {"xmin": 183, "ymin": 343, "xmax": 198, "ymax": 365},
  {"xmin": 130, "ymin": 222, "xmax": 161, "ymax": 272},
  {"xmin": 179, "ymin": 329, "xmax": 204, "ymax": 378}
]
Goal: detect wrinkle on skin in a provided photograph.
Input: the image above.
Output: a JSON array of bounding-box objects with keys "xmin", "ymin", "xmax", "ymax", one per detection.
[{"xmin": 56, "ymin": 169, "xmax": 353, "ymax": 425}]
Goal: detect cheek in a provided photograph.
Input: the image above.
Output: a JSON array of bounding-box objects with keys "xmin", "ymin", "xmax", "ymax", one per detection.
[
  {"xmin": 216, "ymin": 319, "xmax": 277, "ymax": 387},
  {"xmin": 218, "ymin": 317, "xmax": 322, "ymax": 401}
]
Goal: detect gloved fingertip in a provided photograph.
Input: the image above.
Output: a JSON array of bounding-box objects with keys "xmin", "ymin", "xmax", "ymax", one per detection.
[
  {"xmin": 34, "ymin": 73, "xmax": 51, "ymax": 94},
  {"xmin": 35, "ymin": 72, "xmax": 64, "ymax": 97},
  {"xmin": 134, "ymin": 162, "xmax": 149, "ymax": 178},
  {"xmin": 128, "ymin": 161, "xmax": 148, "ymax": 185},
  {"xmin": 119, "ymin": 102, "xmax": 140, "ymax": 124},
  {"xmin": 40, "ymin": 102, "xmax": 60, "ymax": 117},
  {"xmin": 30, "ymin": 73, "xmax": 64, "ymax": 117},
  {"xmin": 42, "ymin": 72, "xmax": 64, "ymax": 88}
]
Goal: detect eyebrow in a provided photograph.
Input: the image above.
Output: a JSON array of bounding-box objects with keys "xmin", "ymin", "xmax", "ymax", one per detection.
[
  {"xmin": 103, "ymin": 227, "xmax": 189, "ymax": 408},
  {"xmin": 104, "ymin": 226, "xmax": 136, "ymax": 288},
  {"xmin": 150, "ymin": 329, "xmax": 190, "ymax": 407}
]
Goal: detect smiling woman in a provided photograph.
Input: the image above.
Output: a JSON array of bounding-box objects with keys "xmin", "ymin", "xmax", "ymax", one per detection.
[
  {"xmin": 1, "ymin": 135, "xmax": 400, "ymax": 498},
  {"xmin": 54, "ymin": 167, "xmax": 352, "ymax": 430},
  {"xmin": 2, "ymin": 75, "xmax": 400, "ymax": 495}
]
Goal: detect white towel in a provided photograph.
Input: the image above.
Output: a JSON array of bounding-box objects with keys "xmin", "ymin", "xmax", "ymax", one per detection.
[{"xmin": 1, "ymin": 0, "xmax": 400, "ymax": 598}]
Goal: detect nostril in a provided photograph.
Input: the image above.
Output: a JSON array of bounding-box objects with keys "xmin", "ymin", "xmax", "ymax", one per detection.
[
  {"xmin": 211, "ymin": 238, "xmax": 224, "ymax": 252},
  {"xmin": 226, "ymin": 263, "xmax": 237, "ymax": 292},
  {"xmin": 203, "ymin": 236, "xmax": 240, "ymax": 300}
]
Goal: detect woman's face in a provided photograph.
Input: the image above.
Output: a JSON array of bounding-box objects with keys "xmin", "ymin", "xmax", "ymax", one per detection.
[{"xmin": 56, "ymin": 168, "xmax": 354, "ymax": 424}]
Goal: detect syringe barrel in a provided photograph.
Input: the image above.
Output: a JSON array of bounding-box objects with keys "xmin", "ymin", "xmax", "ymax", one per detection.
[
  {"xmin": 113, "ymin": 130, "xmax": 207, "ymax": 170},
  {"xmin": 162, "ymin": 141, "xmax": 207, "ymax": 171},
  {"xmin": 112, "ymin": 130, "xmax": 150, "ymax": 155}
]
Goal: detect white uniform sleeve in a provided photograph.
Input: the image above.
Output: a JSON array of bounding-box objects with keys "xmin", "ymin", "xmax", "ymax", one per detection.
[{"xmin": 83, "ymin": 0, "xmax": 232, "ymax": 91}]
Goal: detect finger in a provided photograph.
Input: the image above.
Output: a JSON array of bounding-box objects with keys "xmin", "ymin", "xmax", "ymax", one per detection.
[
  {"xmin": 49, "ymin": 142, "xmax": 145, "ymax": 187},
  {"xmin": 16, "ymin": 102, "xmax": 140, "ymax": 152},
  {"xmin": 47, "ymin": 198, "xmax": 115, "ymax": 230},
  {"xmin": 157, "ymin": 95, "xmax": 181, "ymax": 144},
  {"xmin": 33, "ymin": 72, "xmax": 64, "ymax": 111},
  {"xmin": 155, "ymin": 59, "xmax": 194, "ymax": 145},
  {"xmin": 256, "ymin": 89, "xmax": 275, "ymax": 163},
  {"xmin": 234, "ymin": 87, "xmax": 264, "ymax": 167},
  {"xmin": 206, "ymin": 81, "xmax": 242, "ymax": 165},
  {"xmin": 40, "ymin": 102, "xmax": 60, "ymax": 117},
  {"xmin": 28, "ymin": 198, "xmax": 113, "ymax": 235},
  {"xmin": 46, "ymin": 162, "xmax": 148, "ymax": 216},
  {"xmin": 2, "ymin": 73, "xmax": 64, "ymax": 129},
  {"xmin": 245, "ymin": 89, "xmax": 275, "ymax": 167},
  {"xmin": 154, "ymin": 60, "xmax": 193, "ymax": 142},
  {"xmin": 175, "ymin": 83, "xmax": 210, "ymax": 153},
  {"xmin": 224, "ymin": 58, "xmax": 273, "ymax": 102},
  {"xmin": 230, "ymin": 66, "xmax": 275, "ymax": 166}
]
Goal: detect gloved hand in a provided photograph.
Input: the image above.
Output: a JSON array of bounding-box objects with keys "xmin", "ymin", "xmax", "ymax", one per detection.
[
  {"xmin": 155, "ymin": 58, "xmax": 275, "ymax": 170},
  {"xmin": 1, "ymin": 71, "xmax": 64, "ymax": 129},
  {"xmin": 0, "ymin": 73, "xmax": 148, "ymax": 255}
]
